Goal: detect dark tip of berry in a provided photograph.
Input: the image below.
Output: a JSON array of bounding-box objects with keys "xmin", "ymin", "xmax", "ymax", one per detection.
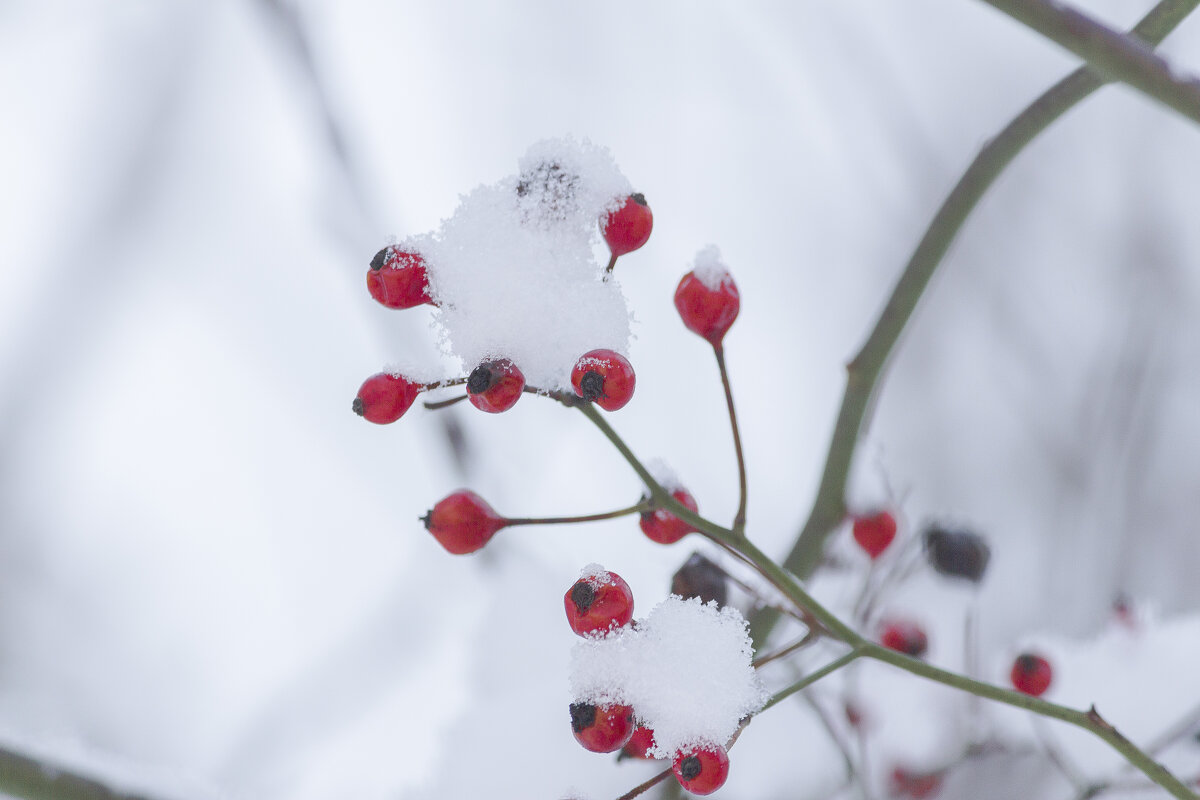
[
  {"xmin": 352, "ymin": 397, "xmax": 365, "ymax": 416},
  {"xmin": 679, "ymin": 755, "xmax": 702, "ymax": 781},
  {"xmin": 1015, "ymin": 653, "xmax": 1039, "ymax": 673},
  {"xmin": 569, "ymin": 702, "xmax": 596, "ymax": 733},
  {"xmin": 579, "ymin": 370, "xmax": 606, "ymax": 402},
  {"xmin": 419, "ymin": 512, "xmax": 432, "ymax": 529},
  {"xmin": 370, "ymin": 247, "xmax": 388, "ymax": 271},
  {"xmin": 570, "ymin": 581, "xmax": 596, "ymax": 614},
  {"xmin": 630, "ymin": 192, "xmax": 647, "ymax": 206},
  {"xmin": 467, "ymin": 364, "xmax": 494, "ymax": 395}
]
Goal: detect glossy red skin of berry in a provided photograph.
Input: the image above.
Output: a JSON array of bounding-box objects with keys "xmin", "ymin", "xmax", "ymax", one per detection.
[
  {"xmin": 353, "ymin": 373, "xmax": 421, "ymax": 424},
  {"xmin": 570, "ymin": 349, "xmax": 636, "ymax": 412},
  {"xmin": 466, "ymin": 359, "xmax": 525, "ymax": 413},
  {"xmin": 569, "ymin": 702, "xmax": 634, "ymax": 753},
  {"xmin": 880, "ymin": 620, "xmax": 928, "ymax": 658},
  {"xmin": 852, "ymin": 511, "xmax": 898, "ymax": 559},
  {"xmin": 1010, "ymin": 653, "xmax": 1053, "ymax": 696},
  {"xmin": 423, "ymin": 490, "xmax": 507, "ymax": 555},
  {"xmin": 601, "ymin": 193, "xmax": 653, "ymax": 257},
  {"xmin": 564, "ymin": 570, "xmax": 634, "ymax": 636},
  {"xmin": 622, "ymin": 726, "xmax": 658, "ymax": 760},
  {"xmin": 640, "ymin": 489, "xmax": 699, "ymax": 545},
  {"xmin": 891, "ymin": 767, "xmax": 943, "ymax": 799},
  {"xmin": 672, "ymin": 745, "xmax": 730, "ymax": 796},
  {"xmin": 674, "ymin": 270, "xmax": 740, "ymax": 346},
  {"xmin": 367, "ymin": 247, "xmax": 433, "ymax": 309}
]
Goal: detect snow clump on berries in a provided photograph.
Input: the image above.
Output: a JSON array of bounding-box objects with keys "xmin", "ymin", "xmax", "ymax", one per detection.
[
  {"xmin": 569, "ymin": 595, "xmax": 768, "ymax": 758},
  {"xmin": 419, "ymin": 137, "xmax": 635, "ymax": 390},
  {"xmin": 691, "ymin": 245, "xmax": 733, "ymax": 290}
]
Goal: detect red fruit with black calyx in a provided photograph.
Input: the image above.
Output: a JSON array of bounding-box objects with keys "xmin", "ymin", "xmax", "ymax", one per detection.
[
  {"xmin": 852, "ymin": 510, "xmax": 898, "ymax": 559},
  {"xmin": 569, "ymin": 702, "xmax": 634, "ymax": 753},
  {"xmin": 640, "ymin": 489, "xmax": 699, "ymax": 545},
  {"xmin": 367, "ymin": 246, "xmax": 433, "ymax": 309},
  {"xmin": 564, "ymin": 569, "xmax": 634, "ymax": 636},
  {"xmin": 601, "ymin": 193, "xmax": 653, "ymax": 257},
  {"xmin": 422, "ymin": 490, "xmax": 507, "ymax": 555},
  {"xmin": 674, "ymin": 269, "xmax": 740, "ymax": 346},
  {"xmin": 570, "ymin": 349, "xmax": 636, "ymax": 411},
  {"xmin": 880, "ymin": 619, "xmax": 928, "ymax": 658},
  {"xmin": 672, "ymin": 744, "xmax": 730, "ymax": 795},
  {"xmin": 621, "ymin": 726, "xmax": 658, "ymax": 760},
  {"xmin": 466, "ymin": 359, "xmax": 525, "ymax": 413},
  {"xmin": 671, "ymin": 552, "xmax": 727, "ymax": 606},
  {"xmin": 352, "ymin": 372, "xmax": 421, "ymax": 424},
  {"xmin": 891, "ymin": 767, "xmax": 943, "ymax": 798},
  {"xmin": 1010, "ymin": 653, "xmax": 1053, "ymax": 697}
]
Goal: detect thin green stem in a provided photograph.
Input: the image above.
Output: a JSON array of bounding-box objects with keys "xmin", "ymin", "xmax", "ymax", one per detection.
[
  {"xmin": 504, "ymin": 500, "xmax": 651, "ymax": 527},
  {"xmin": 713, "ymin": 345, "xmax": 748, "ymax": 534},
  {"xmin": 761, "ymin": 649, "xmax": 865, "ymax": 712},
  {"xmin": 0, "ymin": 746, "xmax": 160, "ymax": 800},
  {"xmin": 775, "ymin": 0, "xmax": 1200, "ymax": 585},
  {"xmin": 977, "ymin": 0, "xmax": 1200, "ymax": 126}
]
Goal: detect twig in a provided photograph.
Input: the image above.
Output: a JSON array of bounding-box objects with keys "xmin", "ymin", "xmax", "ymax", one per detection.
[
  {"xmin": 713, "ymin": 345, "xmax": 748, "ymax": 534},
  {"xmin": 0, "ymin": 745, "xmax": 163, "ymax": 800}
]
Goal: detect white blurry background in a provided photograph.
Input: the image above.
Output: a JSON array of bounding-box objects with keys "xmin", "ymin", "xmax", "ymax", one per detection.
[{"xmin": 1, "ymin": 1, "xmax": 1199, "ymax": 798}]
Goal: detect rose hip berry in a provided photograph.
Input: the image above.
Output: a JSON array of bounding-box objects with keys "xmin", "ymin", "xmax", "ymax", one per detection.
[
  {"xmin": 672, "ymin": 744, "xmax": 730, "ymax": 795},
  {"xmin": 1010, "ymin": 653, "xmax": 1053, "ymax": 697},
  {"xmin": 352, "ymin": 372, "xmax": 422, "ymax": 425},
  {"xmin": 890, "ymin": 767, "xmax": 944, "ymax": 799},
  {"xmin": 466, "ymin": 359, "xmax": 525, "ymax": 413},
  {"xmin": 880, "ymin": 619, "xmax": 929, "ymax": 658},
  {"xmin": 852, "ymin": 510, "xmax": 898, "ymax": 559},
  {"xmin": 570, "ymin": 349, "xmax": 636, "ymax": 411},
  {"xmin": 674, "ymin": 269, "xmax": 740, "ymax": 346},
  {"xmin": 366, "ymin": 246, "xmax": 433, "ymax": 309},
  {"xmin": 422, "ymin": 490, "xmax": 507, "ymax": 555},
  {"xmin": 601, "ymin": 193, "xmax": 654, "ymax": 257},
  {"xmin": 640, "ymin": 489, "xmax": 699, "ymax": 545},
  {"xmin": 564, "ymin": 569, "xmax": 634, "ymax": 636},
  {"xmin": 569, "ymin": 702, "xmax": 634, "ymax": 753},
  {"xmin": 622, "ymin": 726, "xmax": 658, "ymax": 760}
]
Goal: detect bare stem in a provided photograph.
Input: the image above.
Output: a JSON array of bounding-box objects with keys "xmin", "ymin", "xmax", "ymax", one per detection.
[
  {"xmin": 504, "ymin": 500, "xmax": 651, "ymax": 527},
  {"xmin": 713, "ymin": 345, "xmax": 748, "ymax": 534}
]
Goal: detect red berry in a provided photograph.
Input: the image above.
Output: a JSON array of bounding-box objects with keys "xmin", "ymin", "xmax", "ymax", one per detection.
[
  {"xmin": 466, "ymin": 359, "xmax": 525, "ymax": 413},
  {"xmin": 422, "ymin": 490, "xmax": 507, "ymax": 555},
  {"xmin": 1010, "ymin": 653, "xmax": 1053, "ymax": 696},
  {"xmin": 880, "ymin": 619, "xmax": 928, "ymax": 658},
  {"xmin": 622, "ymin": 726, "xmax": 658, "ymax": 760},
  {"xmin": 569, "ymin": 702, "xmax": 634, "ymax": 753},
  {"xmin": 890, "ymin": 767, "xmax": 943, "ymax": 798},
  {"xmin": 367, "ymin": 246, "xmax": 433, "ymax": 309},
  {"xmin": 570, "ymin": 349, "xmax": 636, "ymax": 411},
  {"xmin": 564, "ymin": 569, "xmax": 634, "ymax": 636},
  {"xmin": 352, "ymin": 372, "xmax": 421, "ymax": 424},
  {"xmin": 672, "ymin": 745, "xmax": 730, "ymax": 795},
  {"xmin": 674, "ymin": 269, "xmax": 740, "ymax": 346},
  {"xmin": 640, "ymin": 489, "xmax": 699, "ymax": 545},
  {"xmin": 852, "ymin": 511, "xmax": 898, "ymax": 559},
  {"xmin": 601, "ymin": 193, "xmax": 653, "ymax": 257}
]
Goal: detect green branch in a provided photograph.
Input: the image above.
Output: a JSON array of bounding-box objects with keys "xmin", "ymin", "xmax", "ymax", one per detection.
[{"xmin": 0, "ymin": 745, "xmax": 162, "ymax": 800}]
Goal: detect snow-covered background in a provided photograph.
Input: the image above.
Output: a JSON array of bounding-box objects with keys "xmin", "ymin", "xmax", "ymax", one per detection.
[{"xmin": 2, "ymin": 1, "xmax": 1199, "ymax": 798}]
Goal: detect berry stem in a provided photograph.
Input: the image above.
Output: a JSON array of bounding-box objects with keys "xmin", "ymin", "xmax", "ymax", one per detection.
[
  {"xmin": 760, "ymin": 649, "xmax": 866, "ymax": 713},
  {"xmin": 604, "ymin": 252, "xmax": 618, "ymax": 274},
  {"xmin": 751, "ymin": 629, "xmax": 819, "ymax": 668},
  {"xmin": 504, "ymin": 500, "xmax": 652, "ymax": 527},
  {"xmin": 752, "ymin": 0, "xmax": 1199, "ymax": 641},
  {"xmin": 423, "ymin": 394, "xmax": 470, "ymax": 410},
  {"xmin": 713, "ymin": 344, "xmax": 748, "ymax": 535}
]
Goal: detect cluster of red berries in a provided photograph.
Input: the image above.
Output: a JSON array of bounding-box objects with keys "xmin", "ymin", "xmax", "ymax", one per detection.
[{"xmin": 563, "ymin": 568, "xmax": 731, "ymax": 795}]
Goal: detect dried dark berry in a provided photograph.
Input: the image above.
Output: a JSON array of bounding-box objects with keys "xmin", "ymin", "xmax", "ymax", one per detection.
[
  {"xmin": 671, "ymin": 552, "xmax": 727, "ymax": 606},
  {"xmin": 922, "ymin": 524, "xmax": 990, "ymax": 583}
]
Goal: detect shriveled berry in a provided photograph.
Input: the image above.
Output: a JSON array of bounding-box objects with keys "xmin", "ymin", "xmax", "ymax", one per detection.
[
  {"xmin": 672, "ymin": 745, "xmax": 730, "ymax": 795},
  {"xmin": 880, "ymin": 619, "xmax": 928, "ymax": 658},
  {"xmin": 569, "ymin": 702, "xmax": 634, "ymax": 753},
  {"xmin": 640, "ymin": 489, "xmax": 699, "ymax": 545},
  {"xmin": 674, "ymin": 268, "xmax": 740, "ymax": 346},
  {"xmin": 1010, "ymin": 653, "xmax": 1053, "ymax": 697},
  {"xmin": 564, "ymin": 569, "xmax": 634, "ymax": 636},
  {"xmin": 671, "ymin": 552, "xmax": 727, "ymax": 606},
  {"xmin": 852, "ymin": 510, "xmax": 898, "ymax": 559},
  {"xmin": 366, "ymin": 246, "xmax": 433, "ymax": 309},
  {"xmin": 923, "ymin": 524, "xmax": 990, "ymax": 583},
  {"xmin": 601, "ymin": 193, "xmax": 653, "ymax": 257},
  {"xmin": 570, "ymin": 349, "xmax": 636, "ymax": 412},
  {"xmin": 422, "ymin": 490, "xmax": 507, "ymax": 555},
  {"xmin": 466, "ymin": 359, "xmax": 525, "ymax": 413},
  {"xmin": 352, "ymin": 372, "xmax": 421, "ymax": 424},
  {"xmin": 890, "ymin": 767, "xmax": 943, "ymax": 798},
  {"xmin": 621, "ymin": 726, "xmax": 658, "ymax": 760}
]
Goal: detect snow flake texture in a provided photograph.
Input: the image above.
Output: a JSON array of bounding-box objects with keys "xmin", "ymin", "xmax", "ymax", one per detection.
[{"xmin": 569, "ymin": 595, "xmax": 768, "ymax": 758}]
